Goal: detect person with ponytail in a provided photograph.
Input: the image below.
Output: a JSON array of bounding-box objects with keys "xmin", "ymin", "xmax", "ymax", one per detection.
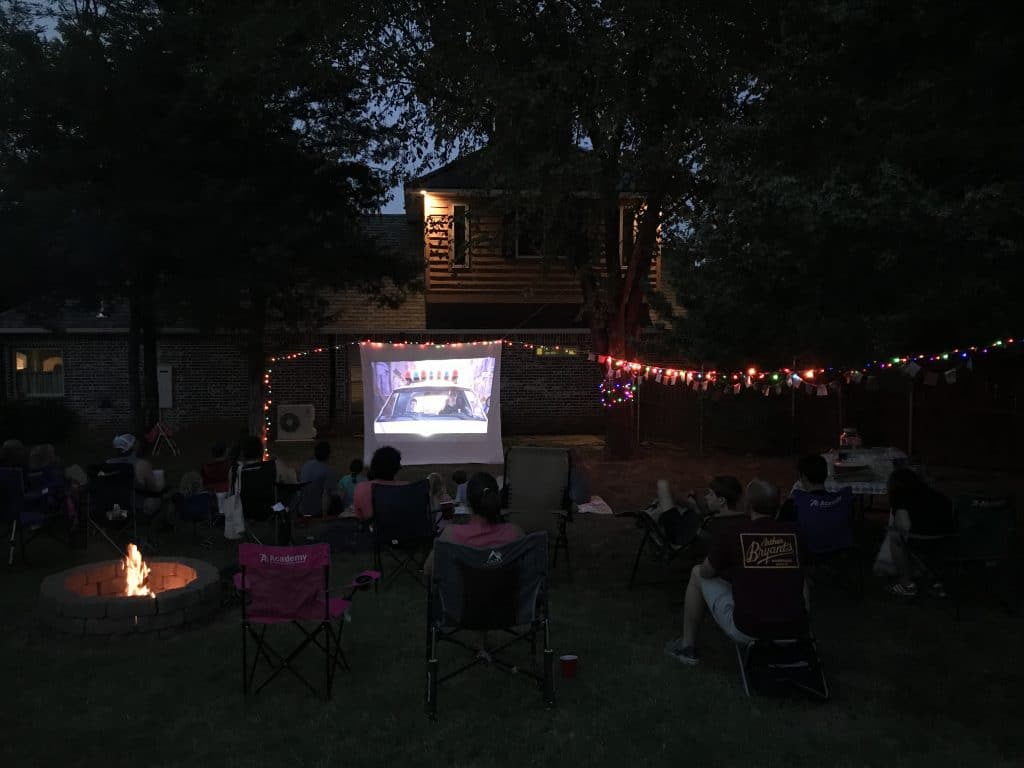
[{"xmin": 423, "ymin": 472, "xmax": 524, "ymax": 576}]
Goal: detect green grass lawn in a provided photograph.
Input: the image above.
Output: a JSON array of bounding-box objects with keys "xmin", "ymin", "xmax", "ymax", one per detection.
[{"xmin": 4, "ymin": 430, "xmax": 1022, "ymax": 767}]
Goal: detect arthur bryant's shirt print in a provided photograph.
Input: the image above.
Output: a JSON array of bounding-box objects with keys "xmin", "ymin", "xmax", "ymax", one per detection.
[
  {"xmin": 708, "ymin": 517, "xmax": 807, "ymax": 637},
  {"xmin": 740, "ymin": 533, "xmax": 800, "ymax": 569}
]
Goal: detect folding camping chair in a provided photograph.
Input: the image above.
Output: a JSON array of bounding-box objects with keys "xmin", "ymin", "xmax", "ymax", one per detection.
[
  {"xmin": 86, "ymin": 463, "xmax": 138, "ymax": 556},
  {"xmin": 372, "ymin": 479, "xmax": 434, "ymax": 587},
  {"xmin": 426, "ymin": 531, "xmax": 555, "ymax": 720},
  {"xmin": 793, "ymin": 487, "xmax": 863, "ymax": 597},
  {"xmin": 628, "ymin": 501, "xmax": 707, "ymax": 589},
  {"xmin": 735, "ymin": 629, "xmax": 830, "ymax": 701},
  {"xmin": 909, "ymin": 494, "xmax": 1019, "ymax": 619},
  {"xmin": 501, "ymin": 446, "xmax": 573, "ymax": 580},
  {"xmin": 237, "ymin": 461, "xmax": 280, "ymax": 544},
  {"xmin": 1, "ymin": 467, "xmax": 63, "ymax": 565},
  {"xmin": 239, "ymin": 543, "xmax": 369, "ymax": 700},
  {"xmin": 177, "ymin": 491, "xmax": 216, "ymax": 545}
]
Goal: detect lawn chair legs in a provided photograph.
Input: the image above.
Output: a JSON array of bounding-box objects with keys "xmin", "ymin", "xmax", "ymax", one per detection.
[
  {"xmin": 628, "ymin": 529, "xmax": 651, "ymax": 590},
  {"xmin": 735, "ymin": 637, "xmax": 830, "ymax": 701},
  {"xmin": 426, "ymin": 626, "xmax": 439, "ymax": 721},
  {"xmin": 542, "ymin": 619, "xmax": 555, "ymax": 708},
  {"xmin": 551, "ymin": 517, "xmax": 572, "ymax": 582}
]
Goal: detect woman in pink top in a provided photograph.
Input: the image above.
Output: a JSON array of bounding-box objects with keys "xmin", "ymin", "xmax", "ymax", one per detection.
[
  {"xmin": 424, "ymin": 472, "xmax": 523, "ymax": 575},
  {"xmin": 353, "ymin": 446, "xmax": 407, "ymax": 521}
]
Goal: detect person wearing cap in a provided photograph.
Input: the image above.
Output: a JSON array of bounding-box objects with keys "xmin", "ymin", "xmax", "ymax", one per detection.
[{"xmin": 108, "ymin": 434, "xmax": 139, "ymax": 465}]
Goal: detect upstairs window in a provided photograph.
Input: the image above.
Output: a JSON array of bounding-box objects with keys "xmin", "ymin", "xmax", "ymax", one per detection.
[
  {"xmin": 14, "ymin": 349, "xmax": 64, "ymax": 397},
  {"xmin": 503, "ymin": 207, "xmax": 543, "ymax": 259},
  {"xmin": 450, "ymin": 204, "xmax": 470, "ymax": 268}
]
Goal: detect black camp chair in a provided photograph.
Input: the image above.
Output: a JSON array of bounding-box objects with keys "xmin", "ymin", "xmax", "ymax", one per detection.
[
  {"xmin": 909, "ymin": 494, "xmax": 1019, "ymax": 619},
  {"xmin": 426, "ymin": 531, "xmax": 555, "ymax": 720},
  {"xmin": 372, "ymin": 480, "xmax": 434, "ymax": 587},
  {"xmin": 736, "ymin": 630, "xmax": 830, "ymax": 701},
  {"xmin": 237, "ymin": 461, "xmax": 279, "ymax": 544},
  {"xmin": 86, "ymin": 462, "xmax": 138, "ymax": 554},
  {"xmin": 501, "ymin": 446, "xmax": 573, "ymax": 580},
  {"xmin": 628, "ymin": 500, "xmax": 708, "ymax": 589}
]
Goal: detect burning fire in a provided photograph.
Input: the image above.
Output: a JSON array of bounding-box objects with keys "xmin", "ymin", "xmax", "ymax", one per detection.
[{"xmin": 123, "ymin": 543, "xmax": 155, "ymax": 598}]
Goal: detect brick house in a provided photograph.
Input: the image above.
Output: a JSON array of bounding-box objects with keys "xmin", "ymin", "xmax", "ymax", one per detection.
[{"xmin": 0, "ymin": 151, "xmax": 666, "ymax": 437}]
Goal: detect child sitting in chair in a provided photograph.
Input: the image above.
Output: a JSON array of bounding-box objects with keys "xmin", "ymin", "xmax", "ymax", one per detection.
[{"xmin": 655, "ymin": 475, "xmax": 743, "ymax": 549}]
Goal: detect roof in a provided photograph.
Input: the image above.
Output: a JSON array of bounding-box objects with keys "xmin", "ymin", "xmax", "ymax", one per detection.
[
  {"xmin": 405, "ymin": 146, "xmax": 638, "ymax": 195},
  {"xmin": 0, "ymin": 300, "xmax": 131, "ymax": 333}
]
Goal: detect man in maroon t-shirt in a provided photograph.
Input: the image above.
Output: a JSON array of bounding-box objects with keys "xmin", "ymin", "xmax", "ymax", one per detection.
[{"xmin": 666, "ymin": 479, "xmax": 808, "ymax": 665}]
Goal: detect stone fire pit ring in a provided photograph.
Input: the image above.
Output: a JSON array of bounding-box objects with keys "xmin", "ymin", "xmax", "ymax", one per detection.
[{"xmin": 38, "ymin": 556, "xmax": 221, "ymax": 636}]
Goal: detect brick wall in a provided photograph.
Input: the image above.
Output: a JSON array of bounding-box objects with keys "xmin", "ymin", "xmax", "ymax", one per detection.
[
  {"xmin": 156, "ymin": 336, "xmax": 249, "ymax": 426},
  {"xmin": 2, "ymin": 329, "xmax": 608, "ymax": 438}
]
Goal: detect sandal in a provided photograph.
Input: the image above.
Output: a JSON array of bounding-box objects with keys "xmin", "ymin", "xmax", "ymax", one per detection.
[{"xmin": 887, "ymin": 582, "xmax": 919, "ymax": 598}]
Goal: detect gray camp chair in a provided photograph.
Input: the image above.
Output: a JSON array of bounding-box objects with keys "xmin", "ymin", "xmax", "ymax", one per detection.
[
  {"xmin": 501, "ymin": 446, "xmax": 573, "ymax": 580},
  {"xmin": 426, "ymin": 531, "xmax": 555, "ymax": 719}
]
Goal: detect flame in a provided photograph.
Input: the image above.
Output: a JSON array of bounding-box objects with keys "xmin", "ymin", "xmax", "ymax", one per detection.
[{"xmin": 123, "ymin": 543, "xmax": 154, "ymax": 598}]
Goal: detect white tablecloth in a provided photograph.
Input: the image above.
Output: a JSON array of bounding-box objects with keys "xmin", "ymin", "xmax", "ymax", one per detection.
[{"xmin": 822, "ymin": 447, "xmax": 907, "ymax": 496}]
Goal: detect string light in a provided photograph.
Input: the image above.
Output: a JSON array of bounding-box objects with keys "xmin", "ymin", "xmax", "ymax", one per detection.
[{"xmin": 260, "ymin": 333, "xmax": 1019, "ymax": 451}]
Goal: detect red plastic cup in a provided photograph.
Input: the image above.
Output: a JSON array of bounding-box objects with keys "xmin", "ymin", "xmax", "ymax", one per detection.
[{"xmin": 560, "ymin": 654, "xmax": 579, "ymax": 679}]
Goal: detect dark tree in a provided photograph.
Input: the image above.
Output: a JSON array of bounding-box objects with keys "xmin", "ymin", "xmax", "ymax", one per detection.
[
  {"xmin": 370, "ymin": 0, "xmax": 763, "ymax": 456},
  {"xmin": 1, "ymin": 1, "xmax": 419, "ymax": 433},
  {"xmin": 670, "ymin": 0, "xmax": 1024, "ymax": 369}
]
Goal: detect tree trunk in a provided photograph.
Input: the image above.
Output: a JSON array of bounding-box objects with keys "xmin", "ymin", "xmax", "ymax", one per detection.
[{"xmin": 247, "ymin": 290, "xmax": 268, "ymax": 440}]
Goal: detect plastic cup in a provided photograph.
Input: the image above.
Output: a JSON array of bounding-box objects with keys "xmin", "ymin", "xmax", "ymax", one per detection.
[{"xmin": 560, "ymin": 654, "xmax": 579, "ymax": 679}]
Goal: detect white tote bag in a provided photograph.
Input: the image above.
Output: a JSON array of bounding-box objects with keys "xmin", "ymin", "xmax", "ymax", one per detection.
[{"xmin": 221, "ymin": 465, "xmax": 246, "ymax": 540}]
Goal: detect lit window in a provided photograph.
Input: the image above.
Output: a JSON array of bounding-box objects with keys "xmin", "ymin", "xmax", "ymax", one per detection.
[{"xmin": 14, "ymin": 349, "xmax": 64, "ymax": 397}]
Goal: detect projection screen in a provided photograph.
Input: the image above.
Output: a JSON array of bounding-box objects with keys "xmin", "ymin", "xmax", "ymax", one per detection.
[{"xmin": 359, "ymin": 341, "xmax": 503, "ymax": 466}]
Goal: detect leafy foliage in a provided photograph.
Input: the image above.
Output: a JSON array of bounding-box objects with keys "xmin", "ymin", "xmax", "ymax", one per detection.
[
  {"xmin": 669, "ymin": 0, "xmax": 1024, "ymax": 367},
  {"xmin": 1, "ymin": 1, "xmax": 420, "ymax": 429}
]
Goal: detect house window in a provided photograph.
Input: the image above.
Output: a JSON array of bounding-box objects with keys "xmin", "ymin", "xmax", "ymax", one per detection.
[
  {"xmin": 451, "ymin": 205, "xmax": 469, "ymax": 268},
  {"xmin": 503, "ymin": 207, "xmax": 543, "ymax": 259},
  {"xmin": 619, "ymin": 205, "xmax": 639, "ymax": 268},
  {"xmin": 14, "ymin": 349, "xmax": 64, "ymax": 397}
]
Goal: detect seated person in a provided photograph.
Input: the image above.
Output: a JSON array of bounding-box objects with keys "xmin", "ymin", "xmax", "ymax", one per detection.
[
  {"xmin": 337, "ymin": 458, "xmax": 366, "ymax": 510},
  {"xmin": 108, "ymin": 434, "xmax": 140, "ymax": 465},
  {"xmin": 657, "ymin": 475, "xmax": 743, "ymax": 548},
  {"xmin": 353, "ymin": 446, "xmax": 407, "ymax": 521},
  {"xmin": 427, "ymin": 472, "xmax": 451, "ymax": 517},
  {"xmin": 878, "ymin": 468, "xmax": 955, "ymax": 598},
  {"xmin": 665, "ymin": 479, "xmax": 808, "ymax": 665},
  {"xmin": 452, "ymin": 469, "xmax": 469, "ymax": 505},
  {"xmin": 108, "ymin": 434, "xmax": 167, "ymax": 523},
  {"xmin": 201, "ymin": 441, "xmax": 231, "ymax": 494},
  {"xmin": 777, "ymin": 454, "xmax": 830, "ymax": 521},
  {"xmin": 424, "ymin": 472, "xmax": 525, "ymax": 576},
  {"xmin": 234, "ymin": 436, "xmax": 293, "ymax": 485},
  {"xmin": 439, "ymin": 389, "xmax": 466, "ymax": 416},
  {"xmin": 300, "ymin": 441, "xmax": 340, "ymax": 515}
]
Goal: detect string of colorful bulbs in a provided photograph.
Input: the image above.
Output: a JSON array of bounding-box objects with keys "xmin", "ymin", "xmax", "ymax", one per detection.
[{"xmin": 261, "ymin": 335, "xmax": 1019, "ymax": 445}]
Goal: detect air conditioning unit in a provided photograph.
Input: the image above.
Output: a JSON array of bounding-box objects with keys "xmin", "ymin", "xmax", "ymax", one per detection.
[{"xmin": 277, "ymin": 404, "xmax": 316, "ymax": 442}]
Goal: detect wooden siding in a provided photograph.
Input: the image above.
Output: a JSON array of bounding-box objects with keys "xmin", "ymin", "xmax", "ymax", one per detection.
[{"xmin": 421, "ymin": 192, "xmax": 660, "ymax": 304}]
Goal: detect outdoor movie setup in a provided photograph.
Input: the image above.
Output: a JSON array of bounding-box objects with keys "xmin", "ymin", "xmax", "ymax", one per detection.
[{"xmin": 359, "ymin": 341, "xmax": 504, "ymax": 466}]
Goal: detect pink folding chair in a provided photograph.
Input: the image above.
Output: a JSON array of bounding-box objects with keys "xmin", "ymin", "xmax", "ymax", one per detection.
[{"xmin": 239, "ymin": 543, "xmax": 376, "ymax": 699}]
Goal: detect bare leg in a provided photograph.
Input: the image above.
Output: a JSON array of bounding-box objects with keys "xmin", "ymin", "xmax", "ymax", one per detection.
[{"xmin": 681, "ymin": 563, "xmax": 707, "ymax": 649}]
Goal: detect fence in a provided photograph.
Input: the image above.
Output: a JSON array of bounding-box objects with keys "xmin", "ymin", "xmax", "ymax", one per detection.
[{"xmin": 637, "ymin": 353, "xmax": 1024, "ymax": 470}]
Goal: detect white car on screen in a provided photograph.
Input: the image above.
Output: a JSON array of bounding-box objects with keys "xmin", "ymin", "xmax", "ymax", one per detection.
[{"xmin": 374, "ymin": 382, "xmax": 489, "ymax": 435}]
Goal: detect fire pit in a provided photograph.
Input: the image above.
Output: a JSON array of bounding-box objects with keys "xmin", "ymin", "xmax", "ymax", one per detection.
[{"xmin": 37, "ymin": 545, "xmax": 221, "ymax": 635}]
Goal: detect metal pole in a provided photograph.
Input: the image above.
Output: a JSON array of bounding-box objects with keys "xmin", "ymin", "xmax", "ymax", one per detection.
[
  {"xmin": 907, "ymin": 387, "xmax": 914, "ymax": 457},
  {"xmin": 790, "ymin": 357, "xmax": 797, "ymax": 453},
  {"xmin": 698, "ymin": 364, "xmax": 705, "ymax": 457}
]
